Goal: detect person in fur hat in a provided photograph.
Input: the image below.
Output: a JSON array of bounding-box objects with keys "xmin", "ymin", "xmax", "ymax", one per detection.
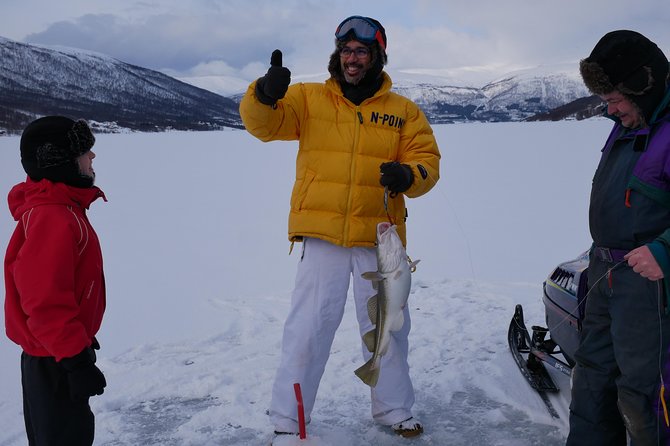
[
  {"xmin": 4, "ymin": 116, "xmax": 108, "ymax": 446},
  {"xmin": 240, "ymin": 15, "xmax": 440, "ymax": 444},
  {"xmin": 567, "ymin": 31, "xmax": 670, "ymax": 445}
]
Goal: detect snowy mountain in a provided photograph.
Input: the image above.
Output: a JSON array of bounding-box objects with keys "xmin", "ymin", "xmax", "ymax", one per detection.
[
  {"xmin": 391, "ymin": 65, "xmax": 592, "ymax": 123},
  {"xmin": 226, "ymin": 64, "xmax": 593, "ymax": 124},
  {"xmin": 0, "ymin": 35, "xmax": 594, "ymax": 134},
  {"xmin": 0, "ymin": 36, "xmax": 242, "ymax": 134}
]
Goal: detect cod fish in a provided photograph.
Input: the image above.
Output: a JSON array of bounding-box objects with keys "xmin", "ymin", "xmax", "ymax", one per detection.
[{"xmin": 355, "ymin": 222, "xmax": 419, "ymax": 387}]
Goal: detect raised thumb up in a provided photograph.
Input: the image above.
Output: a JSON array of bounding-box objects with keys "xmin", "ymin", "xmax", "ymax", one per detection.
[{"xmin": 256, "ymin": 49, "xmax": 291, "ymax": 105}]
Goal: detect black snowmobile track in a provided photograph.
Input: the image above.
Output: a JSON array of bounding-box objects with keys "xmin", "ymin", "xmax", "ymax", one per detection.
[{"xmin": 508, "ymin": 304, "xmax": 560, "ymax": 418}]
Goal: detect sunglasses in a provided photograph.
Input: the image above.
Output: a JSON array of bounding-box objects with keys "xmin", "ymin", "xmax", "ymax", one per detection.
[{"xmin": 335, "ymin": 16, "xmax": 386, "ymax": 51}]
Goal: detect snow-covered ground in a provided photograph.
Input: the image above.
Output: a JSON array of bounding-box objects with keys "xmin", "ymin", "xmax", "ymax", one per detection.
[{"xmin": 0, "ymin": 118, "xmax": 610, "ymax": 445}]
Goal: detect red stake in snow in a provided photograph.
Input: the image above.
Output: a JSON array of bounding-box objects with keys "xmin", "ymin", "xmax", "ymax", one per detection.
[{"xmin": 293, "ymin": 383, "xmax": 307, "ymax": 439}]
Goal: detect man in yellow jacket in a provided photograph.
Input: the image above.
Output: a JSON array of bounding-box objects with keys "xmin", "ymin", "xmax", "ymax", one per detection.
[{"xmin": 240, "ymin": 15, "xmax": 440, "ymax": 444}]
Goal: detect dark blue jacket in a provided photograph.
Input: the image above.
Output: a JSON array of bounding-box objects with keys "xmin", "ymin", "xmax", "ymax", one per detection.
[{"xmin": 591, "ymin": 88, "xmax": 670, "ymax": 280}]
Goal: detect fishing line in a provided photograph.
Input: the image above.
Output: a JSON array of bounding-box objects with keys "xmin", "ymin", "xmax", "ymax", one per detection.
[
  {"xmin": 656, "ymin": 280, "xmax": 669, "ymax": 429},
  {"xmin": 383, "ymin": 186, "xmax": 395, "ymax": 226},
  {"xmin": 545, "ymin": 258, "xmax": 670, "ymax": 432},
  {"xmin": 383, "ymin": 169, "xmax": 476, "ymax": 280},
  {"xmin": 421, "ymin": 170, "xmax": 478, "ymax": 281},
  {"xmin": 545, "ymin": 259, "xmax": 626, "ymax": 334},
  {"xmin": 417, "ymin": 167, "xmax": 626, "ymax": 329}
]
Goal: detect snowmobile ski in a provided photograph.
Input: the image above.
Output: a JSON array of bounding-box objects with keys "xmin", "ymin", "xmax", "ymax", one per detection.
[{"xmin": 508, "ymin": 304, "xmax": 560, "ymax": 418}]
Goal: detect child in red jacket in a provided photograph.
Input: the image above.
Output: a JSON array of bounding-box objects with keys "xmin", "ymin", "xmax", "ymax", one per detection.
[{"xmin": 4, "ymin": 116, "xmax": 107, "ymax": 446}]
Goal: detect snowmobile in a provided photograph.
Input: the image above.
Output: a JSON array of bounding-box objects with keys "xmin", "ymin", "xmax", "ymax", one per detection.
[{"xmin": 508, "ymin": 250, "xmax": 589, "ymax": 417}]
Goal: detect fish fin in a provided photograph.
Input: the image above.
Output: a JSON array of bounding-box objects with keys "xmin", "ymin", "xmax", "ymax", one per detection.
[
  {"xmin": 354, "ymin": 357, "xmax": 380, "ymax": 387},
  {"xmin": 367, "ymin": 295, "xmax": 378, "ymax": 324},
  {"xmin": 362, "ymin": 330, "xmax": 376, "ymax": 352},
  {"xmin": 362, "ymin": 271, "xmax": 384, "ymax": 282}
]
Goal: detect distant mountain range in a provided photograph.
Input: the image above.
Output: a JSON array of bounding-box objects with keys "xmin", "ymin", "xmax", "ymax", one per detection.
[
  {"xmin": 0, "ymin": 37, "xmax": 242, "ymax": 134},
  {"xmin": 0, "ymin": 36, "xmax": 601, "ymax": 134},
  {"xmin": 388, "ymin": 65, "xmax": 598, "ymax": 123}
]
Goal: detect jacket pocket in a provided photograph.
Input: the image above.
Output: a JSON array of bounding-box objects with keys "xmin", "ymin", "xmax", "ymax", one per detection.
[{"xmin": 293, "ymin": 170, "xmax": 316, "ymax": 211}]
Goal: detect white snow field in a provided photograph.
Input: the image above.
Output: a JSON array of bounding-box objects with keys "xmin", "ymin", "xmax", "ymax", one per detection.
[{"xmin": 0, "ymin": 118, "xmax": 611, "ymax": 445}]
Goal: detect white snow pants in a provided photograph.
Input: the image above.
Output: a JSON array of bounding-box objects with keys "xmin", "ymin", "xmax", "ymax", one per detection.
[{"xmin": 269, "ymin": 237, "xmax": 415, "ymax": 433}]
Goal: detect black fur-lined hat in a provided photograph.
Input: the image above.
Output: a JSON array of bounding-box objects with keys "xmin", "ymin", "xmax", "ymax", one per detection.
[
  {"xmin": 20, "ymin": 116, "xmax": 96, "ymax": 188},
  {"xmin": 580, "ymin": 30, "xmax": 669, "ymax": 122}
]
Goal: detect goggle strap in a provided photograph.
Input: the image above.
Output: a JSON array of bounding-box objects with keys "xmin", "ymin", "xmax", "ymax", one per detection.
[
  {"xmin": 335, "ymin": 16, "xmax": 386, "ymax": 51},
  {"xmin": 373, "ymin": 30, "xmax": 385, "ymax": 51}
]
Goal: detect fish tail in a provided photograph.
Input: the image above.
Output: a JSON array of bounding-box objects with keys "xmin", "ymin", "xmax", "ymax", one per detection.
[{"xmin": 354, "ymin": 357, "xmax": 380, "ymax": 387}]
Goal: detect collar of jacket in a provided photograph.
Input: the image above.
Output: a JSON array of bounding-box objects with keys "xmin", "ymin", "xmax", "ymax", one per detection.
[
  {"xmin": 326, "ymin": 71, "xmax": 393, "ymax": 104},
  {"xmin": 8, "ymin": 177, "xmax": 106, "ymax": 220}
]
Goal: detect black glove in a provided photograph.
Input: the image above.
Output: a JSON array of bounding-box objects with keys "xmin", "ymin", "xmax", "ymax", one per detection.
[
  {"xmin": 60, "ymin": 347, "xmax": 107, "ymax": 401},
  {"xmin": 255, "ymin": 49, "xmax": 291, "ymax": 106},
  {"xmin": 380, "ymin": 162, "xmax": 414, "ymax": 195}
]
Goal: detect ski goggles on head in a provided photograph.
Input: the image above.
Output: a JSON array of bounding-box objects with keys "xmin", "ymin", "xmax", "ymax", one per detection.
[{"xmin": 335, "ymin": 16, "xmax": 386, "ymax": 51}]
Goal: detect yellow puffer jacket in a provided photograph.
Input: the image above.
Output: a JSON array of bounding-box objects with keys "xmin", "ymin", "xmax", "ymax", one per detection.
[{"xmin": 239, "ymin": 72, "xmax": 440, "ymax": 248}]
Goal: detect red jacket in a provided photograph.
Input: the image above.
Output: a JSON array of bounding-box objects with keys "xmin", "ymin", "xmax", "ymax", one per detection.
[{"xmin": 4, "ymin": 178, "xmax": 107, "ymax": 361}]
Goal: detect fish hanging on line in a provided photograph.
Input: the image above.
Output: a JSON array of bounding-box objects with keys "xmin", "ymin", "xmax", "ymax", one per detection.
[{"xmin": 355, "ymin": 221, "xmax": 419, "ymax": 387}]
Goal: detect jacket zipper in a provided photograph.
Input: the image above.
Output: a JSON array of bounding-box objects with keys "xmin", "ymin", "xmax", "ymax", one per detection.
[{"xmin": 342, "ymin": 107, "xmax": 363, "ymax": 246}]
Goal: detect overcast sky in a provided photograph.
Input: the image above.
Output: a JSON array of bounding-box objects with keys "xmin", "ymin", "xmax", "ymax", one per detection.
[{"xmin": 2, "ymin": 0, "xmax": 669, "ymax": 93}]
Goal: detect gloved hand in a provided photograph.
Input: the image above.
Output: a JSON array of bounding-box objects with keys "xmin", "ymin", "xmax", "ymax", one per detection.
[
  {"xmin": 255, "ymin": 49, "xmax": 291, "ymax": 106},
  {"xmin": 380, "ymin": 161, "xmax": 414, "ymax": 195},
  {"xmin": 60, "ymin": 347, "xmax": 107, "ymax": 401}
]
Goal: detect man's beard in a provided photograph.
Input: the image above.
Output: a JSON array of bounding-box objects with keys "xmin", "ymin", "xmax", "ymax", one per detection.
[{"xmin": 342, "ymin": 62, "xmax": 367, "ymax": 85}]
